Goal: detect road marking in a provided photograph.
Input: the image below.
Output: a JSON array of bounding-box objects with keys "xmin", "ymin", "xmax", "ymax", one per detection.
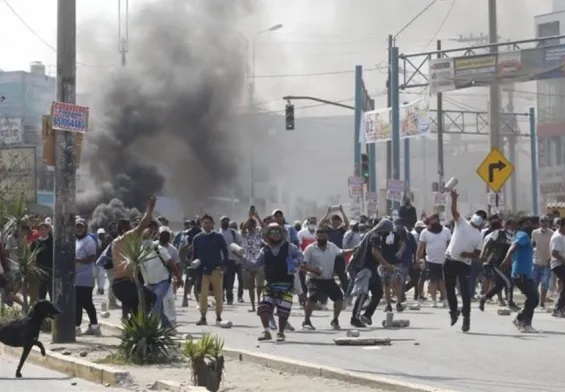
[{"xmin": 362, "ymin": 346, "xmax": 382, "ymax": 350}]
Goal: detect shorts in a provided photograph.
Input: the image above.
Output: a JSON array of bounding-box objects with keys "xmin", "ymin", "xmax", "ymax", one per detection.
[
  {"xmin": 243, "ymin": 268, "xmax": 265, "ymax": 289},
  {"xmin": 426, "ymin": 262, "xmax": 444, "ymax": 282},
  {"xmin": 257, "ymin": 282, "xmax": 294, "ymax": 318},
  {"xmin": 306, "ymin": 278, "xmax": 344, "ymax": 303},
  {"xmin": 377, "ymin": 264, "xmax": 402, "ymax": 283},
  {"xmin": 532, "ymin": 264, "xmax": 551, "ymax": 290}
]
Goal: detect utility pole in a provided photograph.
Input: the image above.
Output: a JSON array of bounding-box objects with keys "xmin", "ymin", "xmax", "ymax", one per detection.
[
  {"xmin": 436, "ymin": 40, "xmax": 445, "ymax": 194},
  {"xmin": 386, "ymin": 34, "xmax": 393, "ymax": 214},
  {"xmin": 488, "ymin": 0, "xmax": 501, "ymax": 151},
  {"xmin": 53, "ymin": 0, "xmax": 77, "ymax": 343},
  {"xmin": 118, "ymin": 0, "xmax": 129, "ymax": 67},
  {"xmin": 506, "ymin": 85, "xmax": 518, "ymax": 211}
]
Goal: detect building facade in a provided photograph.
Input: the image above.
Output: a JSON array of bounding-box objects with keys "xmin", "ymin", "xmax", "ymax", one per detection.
[
  {"xmin": 0, "ymin": 62, "xmax": 56, "ymax": 208},
  {"xmin": 535, "ymin": 0, "xmax": 565, "ymax": 208}
]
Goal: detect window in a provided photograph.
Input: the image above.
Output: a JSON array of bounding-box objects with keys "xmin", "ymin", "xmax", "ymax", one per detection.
[
  {"xmin": 538, "ymin": 21, "xmax": 560, "ymax": 44},
  {"xmin": 554, "ymin": 136, "xmax": 563, "ymax": 165}
]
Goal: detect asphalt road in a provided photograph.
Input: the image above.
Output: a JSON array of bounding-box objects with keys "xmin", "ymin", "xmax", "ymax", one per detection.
[
  {"xmin": 92, "ymin": 285, "xmax": 565, "ymax": 392},
  {"xmin": 0, "ymin": 353, "xmax": 130, "ymax": 392}
]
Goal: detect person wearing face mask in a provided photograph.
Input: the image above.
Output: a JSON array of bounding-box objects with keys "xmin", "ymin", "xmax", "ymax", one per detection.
[
  {"xmin": 479, "ymin": 219, "xmax": 519, "ymax": 312},
  {"xmin": 531, "ymin": 215, "xmax": 554, "ymax": 308},
  {"xmin": 417, "ymin": 215, "xmax": 451, "ymax": 308},
  {"xmin": 238, "ymin": 223, "xmax": 303, "ymax": 342},
  {"xmin": 444, "ymin": 189, "xmax": 485, "ymax": 332}
]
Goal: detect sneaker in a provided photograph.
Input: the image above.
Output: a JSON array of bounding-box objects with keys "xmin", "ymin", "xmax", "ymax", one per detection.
[
  {"xmin": 82, "ymin": 324, "xmax": 100, "ymax": 336},
  {"xmin": 258, "ymin": 331, "xmax": 272, "ymax": 341},
  {"xmin": 384, "ymin": 304, "xmax": 393, "ymax": 313},
  {"xmin": 227, "ymin": 300, "xmax": 234, "ymax": 306},
  {"xmin": 478, "ymin": 296, "xmax": 486, "ymax": 312},
  {"xmin": 498, "ymin": 298, "xmax": 507, "ymax": 307},
  {"xmin": 238, "ymin": 297, "xmax": 245, "ymax": 303},
  {"xmin": 330, "ymin": 319, "xmax": 340, "ymax": 330},
  {"xmin": 551, "ymin": 309, "xmax": 565, "ymax": 318},
  {"xmin": 216, "ymin": 317, "xmax": 222, "ymax": 326},
  {"xmin": 441, "ymin": 301, "xmax": 447, "ymax": 309},
  {"xmin": 520, "ymin": 324, "xmax": 539, "ymax": 334},
  {"xmin": 396, "ymin": 303, "xmax": 405, "ymax": 313},
  {"xmin": 285, "ymin": 321, "xmax": 295, "ymax": 332},
  {"xmin": 276, "ymin": 332, "xmax": 286, "ymax": 342},
  {"xmin": 302, "ymin": 320, "xmax": 316, "ymax": 330},
  {"xmin": 432, "ymin": 300, "xmax": 438, "ymax": 308},
  {"xmin": 461, "ymin": 318, "xmax": 470, "ymax": 333},
  {"xmin": 512, "ymin": 317, "xmax": 523, "ymax": 331},
  {"xmin": 181, "ymin": 298, "xmax": 189, "ymax": 308},
  {"xmin": 359, "ymin": 314, "xmax": 372, "ymax": 326},
  {"xmin": 350, "ymin": 318, "xmax": 367, "ymax": 328},
  {"xmin": 540, "ymin": 303, "xmax": 545, "ymax": 309},
  {"xmin": 196, "ymin": 318, "xmax": 207, "ymax": 326}
]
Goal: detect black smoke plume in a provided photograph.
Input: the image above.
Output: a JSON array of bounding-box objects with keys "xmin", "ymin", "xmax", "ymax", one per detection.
[
  {"xmin": 78, "ymin": 0, "xmax": 250, "ymax": 217},
  {"xmin": 89, "ymin": 198, "xmax": 140, "ymax": 232}
]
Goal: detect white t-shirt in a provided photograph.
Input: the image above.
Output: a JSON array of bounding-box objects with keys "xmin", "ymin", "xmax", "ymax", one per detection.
[
  {"xmin": 549, "ymin": 231, "xmax": 565, "ymax": 270},
  {"xmin": 420, "ymin": 227, "xmax": 451, "ymax": 264},
  {"xmin": 297, "ymin": 228, "xmax": 316, "ymax": 251},
  {"xmin": 445, "ymin": 216, "xmax": 483, "ymax": 265},
  {"xmin": 303, "ymin": 242, "xmax": 342, "ymax": 280}
]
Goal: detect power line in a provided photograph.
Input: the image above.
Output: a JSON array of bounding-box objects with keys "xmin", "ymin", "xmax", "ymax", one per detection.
[
  {"xmin": 2, "ymin": 0, "xmax": 115, "ymax": 68},
  {"xmin": 254, "ymin": 66, "xmax": 385, "ymax": 79},
  {"xmin": 421, "ymin": 0, "xmax": 457, "ymax": 51}
]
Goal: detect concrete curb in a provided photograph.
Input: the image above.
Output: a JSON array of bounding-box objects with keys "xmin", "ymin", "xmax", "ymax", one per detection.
[
  {"xmin": 0, "ymin": 343, "xmax": 131, "ymax": 387},
  {"xmin": 151, "ymin": 379, "xmax": 208, "ymax": 391},
  {"xmin": 97, "ymin": 321, "xmax": 453, "ymax": 392}
]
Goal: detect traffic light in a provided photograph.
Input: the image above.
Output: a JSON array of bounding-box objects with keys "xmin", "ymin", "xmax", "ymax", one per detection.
[
  {"xmin": 361, "ymin": 153, "xmax": 370, "ymax": 183},
  {"xmin": 285, "ymin": 103, "xmax": 295, "ymax": 130}
]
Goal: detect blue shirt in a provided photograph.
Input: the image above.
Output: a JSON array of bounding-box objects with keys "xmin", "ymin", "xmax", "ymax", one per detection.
[
  {"xmin": 192, "ymin": 231, "xmax": 229, "ymax": 274},
  {"xmin": 511, "ymin": 230, "xmax": 533, "ymax": 278}
]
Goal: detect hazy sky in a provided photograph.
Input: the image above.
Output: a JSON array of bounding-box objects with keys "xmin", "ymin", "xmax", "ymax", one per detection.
[{"xmin": 0, "ymin": 0, "xmax": 554, "ymax": 115}]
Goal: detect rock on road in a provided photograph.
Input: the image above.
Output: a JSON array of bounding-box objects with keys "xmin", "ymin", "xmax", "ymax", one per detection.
[{"xmin": 0, "ymin": 353, "xmax": 129, "ymax": 392}]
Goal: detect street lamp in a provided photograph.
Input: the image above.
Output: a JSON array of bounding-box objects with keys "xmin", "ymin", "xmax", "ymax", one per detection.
[{"xmin": 236, "ymin": 24, "xmax": 283, "ymax": 205}]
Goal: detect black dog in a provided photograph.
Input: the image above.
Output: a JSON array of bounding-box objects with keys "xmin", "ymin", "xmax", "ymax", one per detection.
[{"xmin": 0, "ymin": 300, "xmax": 61, "ymax": 378}]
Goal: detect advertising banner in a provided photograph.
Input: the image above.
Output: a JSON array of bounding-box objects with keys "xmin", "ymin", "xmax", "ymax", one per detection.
[
  {"xmin": 51, "ymin": 101, "xmax": 89, "ymax": 133},
  {"xmin": 0, "ymin": 146, "xmax": 37, "ymax": 202},
  {"xmin": 348, "ymin": 176, "xmax": 364, "ymax": 197},
  {"xmin": 428, "ymin": 43, "xmax": 565, "ymax": 93},
  {"xmin": 361, "ymin": 99, "xmax": 432, "ymax": 144},
  {"xmin": 0, "ymin": 118, "xmax": 23, "ymax": 145}
]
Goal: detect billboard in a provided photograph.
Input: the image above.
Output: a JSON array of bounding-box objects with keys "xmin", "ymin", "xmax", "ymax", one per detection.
[
  {"xmin": 428, "ymin": 43, "xmax": 565, "ymax": 93},
  {"xmin": 361, "ymin": 98, "xmax": 432, "ymax": 144},
  {"xmin": 0, "ymin": 118, "xmax": 23, "ymax": 145},
  {"xmin": 0, "ymin": 146, "xmax": 37, "ymax": 202}
]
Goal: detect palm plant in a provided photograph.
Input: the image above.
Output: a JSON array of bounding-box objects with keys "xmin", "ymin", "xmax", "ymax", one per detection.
[
  {"xmin": 183, "ymin": 334, "xmax": 225, "ymax": 392},
  {"xmin": 117, "ymin": 232, "xmax": 177, "ymax": 364},
  {"xmin": 0, "ymin": 196, "xmax": 46, "ymax": 313}
]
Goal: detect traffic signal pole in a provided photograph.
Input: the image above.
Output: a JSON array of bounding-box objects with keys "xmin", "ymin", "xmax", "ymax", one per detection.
[{"xmin": 353, "ymin": 65, "xmax": 363, "ymax": 176}]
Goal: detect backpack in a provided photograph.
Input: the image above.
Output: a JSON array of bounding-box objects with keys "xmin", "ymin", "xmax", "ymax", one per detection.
[{"xmin": 154, "ymin": 245, "xmax": 172, "ymax": 283}]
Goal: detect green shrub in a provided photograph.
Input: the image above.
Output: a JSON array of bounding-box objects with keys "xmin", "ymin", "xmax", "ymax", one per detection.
[
  {"xmin": 118, "ymin": 311, "xmax": 177, "ymax": 364},
  {"xmin": 183, "ymin": 334, "xmax": 225, "ymax": 392}
]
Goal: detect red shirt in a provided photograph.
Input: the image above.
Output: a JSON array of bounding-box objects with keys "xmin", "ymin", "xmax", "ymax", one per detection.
[{"xmin": 26, "ymin": 229, "xmax": 40, "ymax": 244}]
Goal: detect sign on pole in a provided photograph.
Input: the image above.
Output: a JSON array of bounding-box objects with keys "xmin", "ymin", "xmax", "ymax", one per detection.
[
  {"xmin": 476, "ymin": 147, "xmax": 514, "ymax": 193},
  {"xmin": 432, "ymin": 192, "xmax": 448, "ymax": 206},
  {"xmin": 51, "ymin": 101, "xmax": 89, "ymax": 133},
  {"xmin": 488, "ymin": 192, "xmax": 505, "ymax": 208},
  {"xmin": 348, "ymin": 176, "xmax": 364, "ymax": 198},
  {"xmin": 386, "ymin": 179, "xmax": 405, "ymax": 202}
]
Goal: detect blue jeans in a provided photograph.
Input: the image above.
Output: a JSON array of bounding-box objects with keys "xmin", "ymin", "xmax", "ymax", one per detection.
[
  {"xmin": 148, "ymin": 280, "xmax": 172, "ymax": 328},
  {"xmin": 532, "ymin": 264, "xmax": 551, "ymax": 290}
]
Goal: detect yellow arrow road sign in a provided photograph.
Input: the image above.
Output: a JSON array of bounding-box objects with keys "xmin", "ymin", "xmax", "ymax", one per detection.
[{"xmin": 476, "ymin": 147, "xmax": 514, "ymax": 193}]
